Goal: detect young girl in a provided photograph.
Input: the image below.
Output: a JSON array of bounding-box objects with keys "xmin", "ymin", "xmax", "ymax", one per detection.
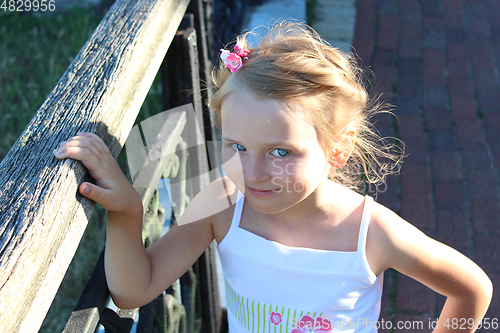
[{"xmin": 54, "ymin": 22, "xmax": 492, "ymax": 332}]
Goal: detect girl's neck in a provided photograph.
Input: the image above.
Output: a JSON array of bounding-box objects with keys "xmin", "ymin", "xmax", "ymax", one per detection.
[{"xmin": 259, "ymin": 180, "xmax": 346, "ymax": 228}]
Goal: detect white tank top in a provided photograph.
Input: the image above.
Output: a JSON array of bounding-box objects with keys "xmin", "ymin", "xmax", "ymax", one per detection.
[{"xmin": 217, "ymin": 191, "xmax": 384, "ymax": 333}]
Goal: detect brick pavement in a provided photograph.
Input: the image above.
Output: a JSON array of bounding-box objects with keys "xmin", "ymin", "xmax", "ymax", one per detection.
[{"xmin": 353, "ymin": 0, "xmax": 500, "ymax": 331}]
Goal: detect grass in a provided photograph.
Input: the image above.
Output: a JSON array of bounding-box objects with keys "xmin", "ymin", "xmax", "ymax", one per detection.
[
  {"xmin": 1, "ymin": 6, "xmax": 164, "ymax": 333},
  {"xmin": 0, "ymin": 9, "xmax": 104, "ymax": 162}
]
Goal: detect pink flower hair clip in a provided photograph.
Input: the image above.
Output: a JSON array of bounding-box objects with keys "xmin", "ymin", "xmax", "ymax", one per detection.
[{"xmin": 220, "ymin": 45, "xmax": 250, "ymax": 73}]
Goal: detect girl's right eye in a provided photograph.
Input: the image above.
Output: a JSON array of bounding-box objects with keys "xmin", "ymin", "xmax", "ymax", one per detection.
[{"xmin": 232, "ymin": 143, "xmax": 246, "ymax": 152}]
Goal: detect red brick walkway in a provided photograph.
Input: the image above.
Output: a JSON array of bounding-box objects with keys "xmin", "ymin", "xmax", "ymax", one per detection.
[{"xmin": 353, "ymin": 0, "xmax": 500, "ymax": 331}]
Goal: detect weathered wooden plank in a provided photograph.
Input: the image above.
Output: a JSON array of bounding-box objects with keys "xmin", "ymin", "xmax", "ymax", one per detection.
[{"xmin": 0, "ymin": 0, "xmax": 190, "ymax": 332}]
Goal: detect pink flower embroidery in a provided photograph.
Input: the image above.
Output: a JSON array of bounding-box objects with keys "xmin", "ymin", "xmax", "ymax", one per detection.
[
  {"xmin": 270, "ymin": 311, "xmax": 282, "ymax": 325},
  {"xmin": 291, "ymin": 315, "xmax": 333, "ymax": 333}
]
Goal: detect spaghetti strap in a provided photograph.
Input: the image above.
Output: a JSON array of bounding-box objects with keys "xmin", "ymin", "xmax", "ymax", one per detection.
[
  {"xmin": 232, "ymin": 191, "xmax": 245, "ymax": 227},
  {"xmin": 218, "ymin": 191, "xmax": 245, "ymax": 249},
  {"xmin": 357, "ymin": 196, "xmax": 374, "ymax": 254}
]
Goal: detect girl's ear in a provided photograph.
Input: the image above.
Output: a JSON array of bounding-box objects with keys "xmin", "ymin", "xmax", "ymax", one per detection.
[
  {"xmin": 329, "ymin": 150, "xmax": 349, "ymax": 168},
  {"xmin": 329, "ymin": 129, "xmax": 356, "ymax": 169}
]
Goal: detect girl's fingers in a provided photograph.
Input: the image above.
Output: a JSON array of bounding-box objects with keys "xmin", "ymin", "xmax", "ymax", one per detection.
[
  {"xmin": 79, "ymin": 182, "xmax": 122, "ymax": 211},
  {"xmin": 53, "ymin": 133, "xmax": 136, "ymax": 212},
  {"xmin": 64, "ymin": 146, "xmax": 102, "ymax": 170},
  {"xmin": 54, "ymin": 144, "xmax": 114, "ymax": 185},
  {"xmin": 66, "ymin": 133, "xmax": 107, "ymax": 155},
  {"xmin": 54, "ymin": 133, "xmax": 108, "ymax": 156},
  {"xmin": 76, "ymin": 132, "xmax": 110, "ymax": 154},
  {"xmin": 79, "ymin": 182, "xmax": 107, "ymax": 204},
  {"xmin": 54, "ymin": 134, "xmax": 107, "ymax": 160},
  {"xmin": 69, "ymin": 134, "xmax": 104, "ymax": 155},
  {"xmin": 54, "ymin": 143, "xmax": 99, "ymax": 164}
]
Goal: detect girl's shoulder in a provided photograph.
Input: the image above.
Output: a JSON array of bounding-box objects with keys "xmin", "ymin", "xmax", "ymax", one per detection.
[
  {"xmin": 209, "ymin": 177, "xmax": 242, "ymax": 244},
  {"xmin": 180, "ymin": 176, "xmax": 239, "ymax": 243},
  {"xmin": 176, "ymin": 176, "xmax": 238, "ymax": 228},
  {"xmin": 365, "ymin": 201, "xmax": 415, "ymax": 275},
  {"xmin": 366, "ymin": 200, "xmax": 463, "ymax": 276}
]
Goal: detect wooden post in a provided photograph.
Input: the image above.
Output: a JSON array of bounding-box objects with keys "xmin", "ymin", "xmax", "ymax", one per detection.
[
  {"xmin": 188, "ymin": 0, "xmax": 222, "ymax": 176},
  {"xmin": 0, "ymin": 0, "xmax": 189, "ymax": 332},
  {"xmin": 160, "ymin": 18, "xmax": 222, "ymax": 333}
]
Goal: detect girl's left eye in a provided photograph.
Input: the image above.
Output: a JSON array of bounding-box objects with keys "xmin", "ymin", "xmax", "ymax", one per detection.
[
  {"xmin": 270, "ymin": 148, "xmax": 289, "ymax": 157},
  {"xmin": 232, "ymin": 143, "xmax": 246, "ymax": 151}
]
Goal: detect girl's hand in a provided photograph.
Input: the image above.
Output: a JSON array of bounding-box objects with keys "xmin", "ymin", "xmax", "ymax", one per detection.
[{"xmin": 53, "ymin": 132, "xmax": 142, "ymax": 216}]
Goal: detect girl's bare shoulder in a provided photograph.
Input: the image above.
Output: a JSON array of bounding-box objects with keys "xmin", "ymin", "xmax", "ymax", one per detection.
[
  {"xmin": 367, "ymin": 201, "xmax": 425, "ymax": 254},
  {"xmin": 176, "ymin": 176, "xmax": 238, "ymax": 227},
  {"xmin": 367, "ymin": 200, "xmax": 467, "ymax": 275},
  {"xmin": 181, "ymin": 176, "xmax": 239, "ymax": 243},
  {"xmin": 211, "ymin": 177, "xmax": 240, "ymax": 244}
]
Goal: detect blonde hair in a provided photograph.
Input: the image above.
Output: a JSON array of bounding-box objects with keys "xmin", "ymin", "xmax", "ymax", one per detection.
[{"xmin": 211, "ymin": 21, "xmax": 403, "ymax": 194}]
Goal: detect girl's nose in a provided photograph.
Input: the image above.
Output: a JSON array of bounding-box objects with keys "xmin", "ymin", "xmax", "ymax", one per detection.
[{"xmin": 243, "ymin": 155, "xmax": 270, "ymax": 184}]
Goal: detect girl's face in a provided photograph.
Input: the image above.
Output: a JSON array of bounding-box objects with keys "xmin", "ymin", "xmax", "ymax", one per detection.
[{"xmin": 221, "ymin": 90, "xmax": 332, "ymax": 214}]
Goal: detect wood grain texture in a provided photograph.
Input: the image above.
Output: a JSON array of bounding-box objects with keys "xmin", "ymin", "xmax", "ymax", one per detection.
[{"xmin": 0, "ymin": 0, "xmax": 189, "ymax": 331}]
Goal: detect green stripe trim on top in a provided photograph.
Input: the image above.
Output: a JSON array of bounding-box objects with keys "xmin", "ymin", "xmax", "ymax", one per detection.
[{"xmin": 224, "ymin": 279, "xmax": 328, "ymax": 333}]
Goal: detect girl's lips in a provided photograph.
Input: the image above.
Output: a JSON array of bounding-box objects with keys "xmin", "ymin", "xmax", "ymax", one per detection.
[{"xmin": 246, "ymin": 185, "xmax": 276, "ymax": 197}]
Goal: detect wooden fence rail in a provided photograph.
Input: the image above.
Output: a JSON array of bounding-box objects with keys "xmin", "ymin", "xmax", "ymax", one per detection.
[
  {"xmin": 0, "ymin": 0, "xmax": 190, "ymax": 331},
  {"xmin": 0, "ymin": 0, "xmax": 249, "ymax": 331}
]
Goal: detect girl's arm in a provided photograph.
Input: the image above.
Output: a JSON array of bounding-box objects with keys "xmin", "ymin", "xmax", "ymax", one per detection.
[
  {"xmin": 54, "ymin": 132, "xmax": 221, "ymax": 309},
  {"xmin": 369, "ymin": 204, "xmax": 493, "ymax": 333}
]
